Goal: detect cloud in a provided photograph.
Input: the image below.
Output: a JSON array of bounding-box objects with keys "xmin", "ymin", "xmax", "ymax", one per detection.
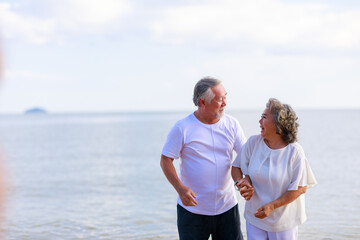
[
  {"xmin": 148, "ymin": 0, "xmax": 360, "ymax": 51},
  {"xmin": 0, "ymin": 2, "xmax": 54, "ymax": 44},
  {"xmin": 52, "ymin": 0, "xmax": 131, "ymax": 32},
  {"xmin": 0, "ymin": 0, "xmax": 131, "ymax": 44}
]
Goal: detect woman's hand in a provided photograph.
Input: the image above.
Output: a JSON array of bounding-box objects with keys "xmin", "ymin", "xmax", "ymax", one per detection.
[
  {"xmin": 254, "ymin": 186, "xmax": 307, "ymax": 219},
  {"xmin": 254, "ymin": 203, "xmax": 274, "ymax": 219}
]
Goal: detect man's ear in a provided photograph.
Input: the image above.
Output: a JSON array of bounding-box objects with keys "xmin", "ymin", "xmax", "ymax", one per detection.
[{"xmin": 199, "ymin": 98, "xmax": 206, "ymax": 107}]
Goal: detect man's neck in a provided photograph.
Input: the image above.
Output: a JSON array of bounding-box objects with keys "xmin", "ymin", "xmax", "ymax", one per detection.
[{"xmin": 194, "ymin": 110, "xmax": 220, "ymax": 125}]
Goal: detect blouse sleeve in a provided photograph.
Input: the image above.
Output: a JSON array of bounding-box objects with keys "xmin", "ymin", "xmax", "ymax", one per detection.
[{"xmin": 288, "ymin": 144, "xmax": 317, "ymax": 191}]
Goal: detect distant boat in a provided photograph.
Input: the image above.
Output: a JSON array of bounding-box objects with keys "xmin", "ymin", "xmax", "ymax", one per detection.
[{"xmin": 24, "ymin": 108, "xmax": 47, "ymax": 114}]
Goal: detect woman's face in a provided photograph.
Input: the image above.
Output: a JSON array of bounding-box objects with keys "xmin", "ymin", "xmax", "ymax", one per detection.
[{"xmin": 259, "ymin": 108, "xmax": 277, "ymax": 140}]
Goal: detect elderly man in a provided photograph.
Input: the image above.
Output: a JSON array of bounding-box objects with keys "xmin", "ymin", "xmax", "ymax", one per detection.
[{"xmin": 160, "ymin": 77, "xmax": 247, "ymax": 240}]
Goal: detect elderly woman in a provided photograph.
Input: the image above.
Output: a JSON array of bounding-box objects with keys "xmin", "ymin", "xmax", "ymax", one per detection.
[{"xmin": 232, "ymin": 98, "xmax": 317, "ymax": 240}]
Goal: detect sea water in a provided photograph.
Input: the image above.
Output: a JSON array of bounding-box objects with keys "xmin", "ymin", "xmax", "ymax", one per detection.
[{"xmin": 0, "ymin": 110, "xmax": 359, "ymax": 239}]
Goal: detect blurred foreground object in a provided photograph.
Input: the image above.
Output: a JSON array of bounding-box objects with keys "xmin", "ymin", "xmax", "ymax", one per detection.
[{"xmin": 0, "ymin": 40, "xmax": 7, "ymax": 239}]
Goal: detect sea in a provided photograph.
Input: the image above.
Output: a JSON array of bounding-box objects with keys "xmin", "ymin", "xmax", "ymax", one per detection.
[{"xmin": 0, "ymin": 109, "xmax": 359, "ymax": 239}]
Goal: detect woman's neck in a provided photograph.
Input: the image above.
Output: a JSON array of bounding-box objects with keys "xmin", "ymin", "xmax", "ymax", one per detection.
[{"xmin": 264, "ymin": 136, "xmax": 288, "ymax": 149}]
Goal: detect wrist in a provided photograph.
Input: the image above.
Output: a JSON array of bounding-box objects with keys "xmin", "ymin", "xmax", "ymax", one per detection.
[
  {"xmin": 234, "ymin": 178, "xmax": 243, "ymax": 185},
  {"xmin": 267, "ymin": 202, "xmax": 276, "ymax": 211}
]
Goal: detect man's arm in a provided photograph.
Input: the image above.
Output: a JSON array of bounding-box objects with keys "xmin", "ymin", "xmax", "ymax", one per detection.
[
  {"xmin": 254, "ymin": 186, "xmax": 307, "ymax": 219},
  {"xmin": 160, "ymin": 154, "xmax": 198, "ymax": 206},
  {"xmin": 231, "ymin": 165, "xmax": 243, "ymax": 183}
]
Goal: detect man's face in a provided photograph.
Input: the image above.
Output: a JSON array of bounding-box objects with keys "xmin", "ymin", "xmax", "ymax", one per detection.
[{"xmin": 204, "ymin": 84, "xmax": 227, "ymax": 119}]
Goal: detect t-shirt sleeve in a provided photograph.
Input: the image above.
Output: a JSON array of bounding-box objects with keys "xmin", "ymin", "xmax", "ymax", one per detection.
[
  {"xmin": 233, "ymin": 120, "xmax": 247, "ymax": 155},
  {"xmin": 232, "ymin": 151, "xmax": 242, "ymax": 168},
  {"xmin": 288, "ymin": 145, "xmax": 318, "ymax": 191},
  {"xmin": 233, "ymin": 135, "xmax": 255, "ymax": 174},
  {"xmin": 238, "ymin": 139, "xmax": 253, "ymax": 175},
  {"xmin": 161, "ymin": 124, "xmax": 183, "ymax": 159}
]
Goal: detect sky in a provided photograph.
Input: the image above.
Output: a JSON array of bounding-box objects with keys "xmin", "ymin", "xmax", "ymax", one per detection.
[{"xmin": 0, "ymin": 0, "xmax": 359, "ymax": 114}]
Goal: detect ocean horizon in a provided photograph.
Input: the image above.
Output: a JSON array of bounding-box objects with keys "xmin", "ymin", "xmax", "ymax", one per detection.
[{"xmin": 1, "ymin": 107, "xmax": 359, "ymax": 116}]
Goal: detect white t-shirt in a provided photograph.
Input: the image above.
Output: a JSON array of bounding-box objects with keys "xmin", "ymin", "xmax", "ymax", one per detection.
[
  {"xmin": 162, "ymin": 113, "xmax": 247, "ymax": 215},
  {"xmin": 233, "ymin": 134, "xmax": 317, "ymax": 232}
]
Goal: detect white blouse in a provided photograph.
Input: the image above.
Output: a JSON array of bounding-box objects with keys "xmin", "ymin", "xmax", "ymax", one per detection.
[{"xmin": 233, "ymin": 134, "xmax": 317, "ymax": 232}]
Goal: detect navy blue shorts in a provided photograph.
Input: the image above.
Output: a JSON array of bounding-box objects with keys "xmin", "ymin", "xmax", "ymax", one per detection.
[{"xmin": 177, "ymin": 204, "xmax": 243, "ymax": 240}]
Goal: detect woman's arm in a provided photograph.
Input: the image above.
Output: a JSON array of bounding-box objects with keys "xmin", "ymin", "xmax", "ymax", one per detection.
[{"xmin": 254, "ymin": 186, "xmax": 307, "ymax": 219}]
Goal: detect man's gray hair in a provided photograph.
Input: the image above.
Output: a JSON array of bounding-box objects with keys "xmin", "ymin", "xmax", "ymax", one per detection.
[{"xmin": 193, "ymin": 77, "xmax": 222, "ymax": 106}]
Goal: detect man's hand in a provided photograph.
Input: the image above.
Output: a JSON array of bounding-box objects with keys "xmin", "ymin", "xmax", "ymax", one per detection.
[
  {"xmin": 178, "ymin": 185, "xmax": 198, "ymax": 206},
  {"xmin": 161, "ymin": 155, "xmax": 198, "ymax": 206}
]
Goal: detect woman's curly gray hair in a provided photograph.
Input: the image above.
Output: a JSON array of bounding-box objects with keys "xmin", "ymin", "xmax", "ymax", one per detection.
[{"xmin": 266, "ymin": 98, "xmax": 299, "ymax": 143}]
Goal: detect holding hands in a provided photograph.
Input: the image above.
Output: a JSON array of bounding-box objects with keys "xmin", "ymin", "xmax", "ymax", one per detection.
[
  {"xmin": 235, "ymin": 176, "xmax": 254, "ymax": 201},
  {"xmin": 234, "ymin": 177, "xmax": 274, "ymax": 219}
]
